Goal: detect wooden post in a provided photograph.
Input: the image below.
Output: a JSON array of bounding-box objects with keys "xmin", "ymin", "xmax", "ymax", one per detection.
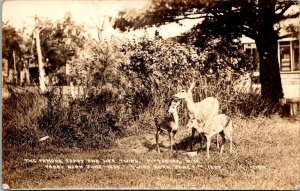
[
  {"xmin": 13, "ymin": 50, "xmax": 17, "ymax": 84},
  {"xmin": 286, "ymin": 98, "xmax": 300, "ymax": 116}
]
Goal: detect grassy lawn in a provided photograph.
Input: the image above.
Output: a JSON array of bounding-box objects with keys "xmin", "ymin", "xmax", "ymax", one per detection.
[{"xmin": 3, "ymin": 115, "xmax": 300, "ymax": 189}]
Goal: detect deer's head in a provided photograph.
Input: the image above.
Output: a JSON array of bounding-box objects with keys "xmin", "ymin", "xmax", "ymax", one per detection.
[
  {"xmin": 168, "ymin": 100, "xmax": 181, "ymax": 114},
  {"xmin": 186, "ymin": 118, "xmax": 204, "ymax": 131},
  {"xmin": 173, "ymin": 81, "xmax": 196, "ymax": 100}
]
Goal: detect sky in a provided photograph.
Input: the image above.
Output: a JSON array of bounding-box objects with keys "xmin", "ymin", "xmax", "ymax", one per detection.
[
  {"xmin": 2, "ymin": 0, "xmax": 298, "ymax": 42},
  {"xmin": 2, "ymin": 0, "xmax": 199, "ymax": 40}
]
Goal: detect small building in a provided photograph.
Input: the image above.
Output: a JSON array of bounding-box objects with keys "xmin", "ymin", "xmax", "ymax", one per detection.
[{"xmin": 242, "ymin": 36, "xmax": 300, "ymax": 115}]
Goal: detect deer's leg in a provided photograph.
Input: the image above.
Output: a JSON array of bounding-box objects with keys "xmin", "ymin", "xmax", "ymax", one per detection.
[
  {"xmin": 203, "ymin": 133, "xmax": 207, "ymax": 148},
  {"xmin": 172, "ymin": 131, "xmax": 178, "ymax": 152},
  {"xmin": 219, "ymin": 131, "xmax": 226, "ymax": 155},
  {"xmin": 229, "ymin": 136, "xmax": 233, "ymax": 154},
  {"xmin": 190, "ymin": 128, "xmax": 196, "ymax": 151},
  {"xmin": 224, "ymin": 124, "xmax": 233, "ymax": 154},
  {"xmin": 169, "ymin": 131, "xmax": 172, "ymax": 153},
  {"xmin": 216, "ymin": 134, "xmax": 219, "ymax": 149},
  {"xmin": 206, "ymin": 136, "xmax": 211, "ymax": 159},
  {"xmin": 156, "ymin": 129, "xmax": 160, "ymax": 153},
  {"xmin": 198, "ymin": 133, "xmax": 202, "ymax": 150},
  {"xmin": 198, "ymin": 133, "xmax": 206, "ymax": 150}
]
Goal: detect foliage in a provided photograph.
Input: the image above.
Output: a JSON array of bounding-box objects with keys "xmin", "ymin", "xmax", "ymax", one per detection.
[
  {"xmin": 113, "ymin": 0, "xmax": 298, "ymax": 40},
  {"xmin": 2, "ymin": 32, "xmax": 265, "ymax": 149},
  {"xmin": 31, "ymin": 13, "xmax": 87, "ymax": 82},
  {"xmin": 2, "ymin": 86, "xmax": 125, "ymax": 149},
  {"xmin": 2, "ymin": 23, "xmax": 24, "ymax": 66},
  {"xmin": 113, "ymin": 0, "xmax": 299, "ymax": 104},
  {"xmin": 67, "ymin": 38, "xmax": 127, "ymax": 96},
  {"xmin": 116, "ymin": 36, "xmax": 258, "ymax": 120},
  {"xmin": 2, "ymin": 28, "xmax": 281, "ymax": 151},
  {"xmin": 38, "ymin": 91, "xmax": 124, "ymax": 149}
]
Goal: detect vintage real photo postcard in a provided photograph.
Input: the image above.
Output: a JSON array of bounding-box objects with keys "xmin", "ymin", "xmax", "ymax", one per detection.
[{"xmin": 2, "ymin": 0, "xmax": 300, "ymax": 189}]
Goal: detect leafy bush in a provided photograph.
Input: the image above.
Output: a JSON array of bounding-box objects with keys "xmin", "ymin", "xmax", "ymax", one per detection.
[
  {"xmin": 3, "ymin": 35, "xmax": 278, "ymax": 150},
  {"xmin": 65, "ymin": 36, "xmax": 276, "ymax": 133},
  {"xmin": 115, "ymin": 37, "xmax": 262, "ymax": 126}
]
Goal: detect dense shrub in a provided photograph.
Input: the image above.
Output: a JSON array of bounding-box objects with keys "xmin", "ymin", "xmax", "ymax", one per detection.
[
  {"xmin": 115, "ymin": 36, "xmax": 262, "ymax": 127},
  {"xmin": 3, "ymin": 35, "xmax": 278, "ymax": 150},
  {"xmin": 2, "ymin": 86, "xmax": 126, "ymax": 150},
  {"xmin": 37, "ymin": 87, "xmax": 125, "ymax": 149}
]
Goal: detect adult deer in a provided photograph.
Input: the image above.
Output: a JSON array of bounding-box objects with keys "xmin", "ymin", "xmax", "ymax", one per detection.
[{"xmin": 173, "ymin": 81, "xmax": 220, "ymax": 151}]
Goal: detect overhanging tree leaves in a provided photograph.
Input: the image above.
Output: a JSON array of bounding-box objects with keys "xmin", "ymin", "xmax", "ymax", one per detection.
[
  {"xmin": 113, "ymin": 0, "xmax": 299, "ymax": 106},
  {"xmin": 2, "ymin": 23, "xmax": 23, "ymax": 69},
  {"xmin": 32, "ymin": 13, "xmax": 86, "ymax": 80}
]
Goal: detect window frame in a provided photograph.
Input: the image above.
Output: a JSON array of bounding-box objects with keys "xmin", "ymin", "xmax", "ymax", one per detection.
[
  {"xmin": 278, "ymin": 39, "xmax": 300, "ymax": 73},
  {"xmin": 243, "ymin": 39, "xmax": 300, "ymax": 74}
]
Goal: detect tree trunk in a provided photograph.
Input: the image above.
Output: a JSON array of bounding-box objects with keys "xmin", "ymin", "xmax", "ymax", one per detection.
[
  {"xmin": 255, "ymin": 31, "xmax": 283, "ymax": 105},
  {"xmin": 252, "ymin": 0, "xmax": 283, "ymax": 109}
]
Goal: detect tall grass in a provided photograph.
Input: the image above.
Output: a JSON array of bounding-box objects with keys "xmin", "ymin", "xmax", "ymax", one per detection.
[{"xmin": 2, "ymin": 86, "xmax": 46, "ymax": 149}]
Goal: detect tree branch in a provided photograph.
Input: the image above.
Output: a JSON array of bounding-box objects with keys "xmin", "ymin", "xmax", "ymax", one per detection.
[
  {"xmin": 173, "ymin": 14, "xmax": 213, "ymax": 21},
  {"xmin": 274, "ymin": 2, "xmax": 297, "ymax": 22},
  {"xmin": 275, "ymin": 2, "xmax": 293, "ymax": 15}
]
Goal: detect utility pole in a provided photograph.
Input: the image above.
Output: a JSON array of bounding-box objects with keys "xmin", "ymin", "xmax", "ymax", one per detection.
[
  {"xmin": 31, "ymin": 15, "xmax": 47, "ymax": 93},
  {"xmin": 33, "ymin": 27, "xmax": 47, "ymax": 93}
]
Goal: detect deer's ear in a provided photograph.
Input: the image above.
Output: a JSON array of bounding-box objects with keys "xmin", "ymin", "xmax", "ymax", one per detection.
[{"xmin": 188, "ymin": 81, "xmax": 196, "ymax": 93}]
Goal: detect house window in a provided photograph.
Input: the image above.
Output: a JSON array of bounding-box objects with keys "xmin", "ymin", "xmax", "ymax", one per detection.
[
  {"xmin": 244, "ymin": 40, "xmax": 300, "ymax": 73},
  {"xmin": 293, "ymin": 40, "xmax": 299, "ymax": 71},
  {"xmin": 245, "ymin": 48, "xmax": 251, "ymax": 55},
  {"xmin": 279, "ymin": 40, "xmax": 300, "ymax": 72},
  {"xmin": 294, "ymin": 48, "xmax": 299, "ymax": 71},
  {"xmin": 280, "ymin": 46, "xmax": 291, "ymax": 71},
  {"xmin": 245, "ymin": 47, "xmax": 259, "ymax": 70}
]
